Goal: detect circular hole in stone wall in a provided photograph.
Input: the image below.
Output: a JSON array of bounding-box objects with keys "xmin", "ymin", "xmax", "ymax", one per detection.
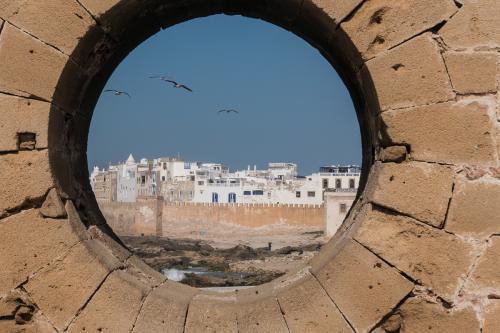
[{"xmin": 86, "ymin": 14, "xmax": 363, "ymax": 289}]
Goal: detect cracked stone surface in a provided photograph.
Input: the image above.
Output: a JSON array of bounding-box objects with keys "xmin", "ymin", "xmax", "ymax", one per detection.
[
  {"xmin": 354, "ymin": 209, "xmax": 475, "ymax": 300},
  {"xmin": 0, "ymin": 0, "xmax": 498, "ymax": 331}
]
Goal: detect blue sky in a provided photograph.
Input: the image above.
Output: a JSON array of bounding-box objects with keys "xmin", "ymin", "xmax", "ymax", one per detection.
[{"xmin": 87, "ymin": 14, "xmax": 361, "ymax": 175}]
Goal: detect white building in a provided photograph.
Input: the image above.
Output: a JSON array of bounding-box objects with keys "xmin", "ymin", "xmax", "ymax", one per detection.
[
  {"xmin": 115, "ymin": 154, "xmax": 138, "ymax": 202},
  {"xmin": 90, "ymin": 154, "xmax": 361, "ymax": 206}
]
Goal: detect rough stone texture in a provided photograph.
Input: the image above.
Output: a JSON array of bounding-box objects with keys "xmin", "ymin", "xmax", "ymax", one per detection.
[
  {"xmin": 0, "ymin": 289, "xmax": 35, "ymax": 318},
  {"xmin": 381, "ymin": 99, "xmax": 496, "ymax": 165},
  {"xmin": 278, "ymin": 277, "xmax": 353, "ymax": 332},
  {"xmin": 467, "ymin": 237, "xmax": 500, "ymax": 291},
  {"xmin": 365, "ymin": 33, "xmax": 455, "ymax": 111},
  {"xmin": 185, "ymin": 293, "xmax": 238, "ymax": 333},
  {"xmin": 67, "ymin": 270, "xmax": 150, "ymax": 333},
  {"xmin": 0, "ymin": 150, "xmax": 54, "ymax": 217},
  {"xmin": 236, "ymin": 297, "xmax": 288, "ymax": 333},
  {"xmin": 444, "ymin": 52, "xmax": 498, "ymax": 94},
  {"xmin": 0, "ymin": 1, "xmax": 498, "ymax": 332},
  {"xmin": 0, "ymin": 23, "xmax": 84, "ymax": 110},
  {"xmin": 398, "ymin": 297, "xmax": 480, "ymax": 332},
  {"xmin": 0, "ymin": 94, "xmax": 50, "ymax": 151},
  {"xmin": 307, "ymin": 0, "xmax": 364, "ymax": 24},
  {"xmin": 78, "ymin": 0, "xmax": 121, "ymax": 17},
  {"xmin": 88, "ymin": 225, "xmax": 131, "ymax": 261},
  {"xmin": 379, "ymin": 146, "xmax": 407, "ymax": 163},
  {"xmin": 314, "ymin": 240, "xmax": 413, "ymax": 333},
  {"xmin": 133, "ymin": 281, "xmax": 197, "ymax": 333},
  {"xmin": 440, "ymin": 0, "xmax": 500, "ymax": 49},
  {"xmin": 446, "ymin": 179, "xmax": 500, "ymax": 237},
  {"xmin": 0, "ymin": 311, "xmax": 57, "ymax": 333},
  {"xmin": 0, "ymin": 209, "xmax": 81, "ymax": 297},
  {"xmin": 342, "ymin": 0, "xmax": 457, "ymax": 60},
  {"xmin": 370, "ymin": 162, "xmax": 454, "ymax": 227},
  {"xmin": 40, "ymin": 188, "xmax": 66, "ymax": 218},
  {"xmin": 125, "ymin": 255, "xmax": 166, "ymax": 287},
  {"xmin": 355, "ymin": 209, "xmax": 475, "ymax": 300},
  {"xmin": 484, "ymin": 300, "xmax": 500, "ymax": 333},
  {"xmin": 25, "ymin": 240, "xmax": 121, "ymax": 331},
  {"xmin": 0, "ymin": 0, "xmax": 96, "ymax": 58}
]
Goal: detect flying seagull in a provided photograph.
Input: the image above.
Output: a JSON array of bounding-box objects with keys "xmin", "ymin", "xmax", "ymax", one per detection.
[
  {"xmin": 218, "ymin": 109, "xmax": 239, "ymax": 114},
  {"xmin": 149, "ymin": 75, "xmax": 193, "ymax": 92},
  {"xmin": 104, "ymin": 89, "xmax": 131, "ymax": 98}
]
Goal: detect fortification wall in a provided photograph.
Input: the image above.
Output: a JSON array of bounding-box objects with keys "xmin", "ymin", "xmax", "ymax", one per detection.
[
  {"xmin": 99, "ymin": 199, "xmax": 325, "ymax": 237},
  {"xmin": 98, "ymin": 198, "xmax": 160, "ymax": 236}
]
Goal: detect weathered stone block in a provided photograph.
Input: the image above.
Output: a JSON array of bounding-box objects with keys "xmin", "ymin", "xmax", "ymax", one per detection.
[
  {"xmin": 25, "ymin": 240, "xmax": 121, "ymax": 331},
  {"xmin": 354, "ymin": 209, "xmax": 475, "ymax": 300},
  {"xmin": 67, "ymin": 270, "xmax": 150, "ymax": 333},
  {"xmin": 0, "ymin": 150, "xmax": 54, "ymax": 217},
  {"xmin": 0, "ymin": 0, "xmax": 96, "ymax": 61},
  {"xmin": 484, "ymin": 300, "xmax": 500, "ymax": 333},
  {"xmin": 307, "ymin": 0, "xmax": 364, "ymax": 24},
  {"xmin": 185, "ymin": 293, "xmax": 238, "ymax": 333},
  {"xmin": 444, "ymin": 52, "xmax": 498, "ymax": 94},
  {"xmin": 467, "ymin": 237, "xmax": 500, "ymax": 291},
  {"xmin": 40, "ymin": 188, "xmax": 66, "ymax": 218},
  {"xmin": 314, "ymin": 239, "xmax": 413, "ymax": 333},
  {"xmin": 379, "ymin": 146, "xmax": 407, "ymax": 163},
  {"xmin": 440, "ymin": 0, "xmax": 500, "ymax": 49},
  {"xmin": 77, "ymin": 0, "xmax": 121, "ymax": 18},
  {"xmin": 133, "ymin": 281, "xmax": 197, "ymax": 333},
  {"xmin": 370, "ymin": 162, "xmax": 454, "ymax": 227},
  {"xmin": 398, "ymin": 297, "xmax": 480, "ymax": 332},
  {"xmin": 236, "ymin": 297, "xmax": 288, "ymax": 333},
  {"xmin": 0, "ymin": 94, "xmax": 50, "ymax": 152},
  {"xmin": 278, "ymin": 277, "xmax": 353, "ymax": 332},
  {"xmin": 88, "ymin": 225, "xmax": 131, "ymax": 261},
  {"xmin": 381, "ymin": 99, "xmax": 496, "ymax": 165},
  {"xmin": 125, "ymin": 255, "xmax": 166, "ymax": 287},
  {"xmin": 446, "ymin": 179, "xmax": 500, "ymax": 237},
  {"xmin": 0, "ymin": 209, "xmax": 82, "ymax": 297},
  {"xmin": 0, "ymin": 23, "xmax": 84, "ymax": 110},
  {"xmin": 365, "ymin": 33, "xmax": 454, "ymax": 111},
  {"xmin": 0, "ymin": 311, "xmax": 57, "ymax": 333},
  {"xmin": 343, "ymin": 0, "xmax": 457, "ymax": 59}
]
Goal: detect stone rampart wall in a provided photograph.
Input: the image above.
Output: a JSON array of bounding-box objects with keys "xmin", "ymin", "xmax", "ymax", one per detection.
[{"xmin": 99, "ymin": 199, "xmax": 325, "ymax": 237}]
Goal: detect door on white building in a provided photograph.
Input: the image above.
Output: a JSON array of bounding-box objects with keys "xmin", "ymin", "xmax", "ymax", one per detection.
[
  {"xmin": 212, "ymin": 192, "xmax": 219, "ymax": 203},
  {"xmin": 228, "ymin": 192, "xmax": 237, "ymax": 203}
]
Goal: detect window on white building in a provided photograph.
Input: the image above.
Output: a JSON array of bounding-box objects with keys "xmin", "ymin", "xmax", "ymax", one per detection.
[
  {"xmin": 198, "ymin": 181, "xmax": 204, "ymax": 185},
  {"xmin": 307, "ymin": 191, "xmax": 315, "ymax": 197},
  {"xmin": 349, "ymin": 179, "xmax": 355, "ymax": 189},
  {"xmin": 340, "ymin": 203, "xmax": 347, "ymax": 213},
  {"xmin": 322, "ymin": 179, "xmax": 328, "ymax": 189},
  {"xmin": 335, "ymin": 179, "xmax": 342, "ymax": 189},
  {"xmin": 243, "ymin": 191, "xmax": 251, "ymax": 195},
  {"xmin": 253, "ymin": 190, "xmax": 264, "ymax": 195},
  {"xmin": 296, "ymin": 191, "xmax": 301, "ymax": 198}
]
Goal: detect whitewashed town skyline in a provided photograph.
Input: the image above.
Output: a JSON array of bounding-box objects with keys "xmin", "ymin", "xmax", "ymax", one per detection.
[{"xmin": 90, "ymin": 153, "xmax": 361, "ymax": 207}]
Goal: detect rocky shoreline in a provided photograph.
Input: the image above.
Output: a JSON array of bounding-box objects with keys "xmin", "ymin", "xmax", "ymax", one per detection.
[{"xmin": 121, "ymin": 235, "xmax": 323, "ymax": 287}]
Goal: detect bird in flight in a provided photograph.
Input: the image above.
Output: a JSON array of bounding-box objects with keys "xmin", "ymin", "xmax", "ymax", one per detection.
[
  {"xmin": 149, "ymin": 75, "xmax": 193, "ymax": 92},
  {"xmin": 104, "ymin": 89, "xmax": 131, "ymax": 98},
  {"xmin": 218, "ymin": 109, "xmax": 239, "ymax": 114}
]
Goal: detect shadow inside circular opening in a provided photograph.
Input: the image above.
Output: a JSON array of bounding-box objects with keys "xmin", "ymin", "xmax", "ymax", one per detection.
[{"xmin": 48, "ymin": 2, "xmax": 378, "ymax": 290}]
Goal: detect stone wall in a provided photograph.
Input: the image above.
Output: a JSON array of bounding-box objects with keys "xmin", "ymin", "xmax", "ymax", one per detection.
[
  {"xmin": 99, "ymin": 199, "xmax": 325, "ymax": 237},
  {"xmin": 0, "ymin": 1, "xmax": 499, "ymax": 332}
]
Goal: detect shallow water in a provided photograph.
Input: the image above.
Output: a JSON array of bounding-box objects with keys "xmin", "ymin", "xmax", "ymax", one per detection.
[{"xmin": 162, "ymin": 267, "xmax": 249, "ymax": 281}]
